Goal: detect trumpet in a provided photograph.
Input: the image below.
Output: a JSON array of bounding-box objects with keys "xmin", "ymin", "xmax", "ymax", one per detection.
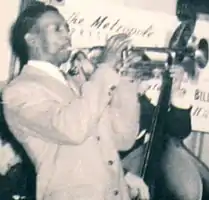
[
  {"xmin": 122, "ymin": 19, "xmax": 209, "ymax": 70},
  {"xmin": 118, "ymin": 36, "xmax": 208, "ymax": 81},
  {"xmin": 66, "ymin": 32, "xmax": 208, "ymax": 80},
  {"xmin": 121, "ymin": 37, "xmax": 209, "ymax": 69}
]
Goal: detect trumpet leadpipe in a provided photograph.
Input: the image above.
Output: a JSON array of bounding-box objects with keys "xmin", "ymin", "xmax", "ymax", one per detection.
[{"xmin": 129, "ymin": 46, "xmax": 193, "ymax": 56}]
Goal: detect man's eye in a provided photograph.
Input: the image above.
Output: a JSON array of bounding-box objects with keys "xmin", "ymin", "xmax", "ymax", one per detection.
[
  {"xmin": 48, "ymin": 25, "xmax": 59, "ymax": 32},
  {"xmin": 55, "ymin": 26, "xmax": 61, "ymax": 32},
  {"xmin": 65, "ymin": 25, "xmax": 70, "ymax": 33},
  {"xmin": 56, "ymin": 25, "xmax": 70, "ymax": 33},
  {"xmin": 48, "ymin": 24, "xmax": 69, "ymax": 33}
]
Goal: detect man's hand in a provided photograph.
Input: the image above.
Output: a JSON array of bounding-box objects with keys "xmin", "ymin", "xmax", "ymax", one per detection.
[
  {"xmin": 137, "ymin": 80, "xmax": 151, "ymax": 96},
  {"xmin": 170, "ymin": 65, "xmax": 184, "ymax": 91},
  {"xmin": 169, "ymin": 66, "xmax": 192, "ymax": 109},
  {"xmin": 101, "ymin": 33, "xmax": 131, "ymax": 70},
  {"xmin": 125, "ymin": 172, "xmax": 150, "ymax": 200}
]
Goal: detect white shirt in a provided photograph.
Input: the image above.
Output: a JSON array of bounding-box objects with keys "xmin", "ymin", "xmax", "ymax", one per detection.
[{"xmin": 27, "ymin": 60, "xmax": 67, "ymax": 85}]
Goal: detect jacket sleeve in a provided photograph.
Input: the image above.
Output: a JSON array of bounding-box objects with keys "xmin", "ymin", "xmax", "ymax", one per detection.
[
  {"xmin": 108, "ymin": 78, "xmax": 140, "ymax": 151},
  {"xmin": 166, "ymin": 86, "xmax": 192, "ymax": 139},
  {"xmin": 165, "ymin": 105, "xmax": 192, "ymax": 139},
  {"xmin": 140, "ymin": 94, "xmax": 191, "ymax": 139},
  {"xmin": 2, "ymin": 65, "xmax": 120, "ymax": 145}
]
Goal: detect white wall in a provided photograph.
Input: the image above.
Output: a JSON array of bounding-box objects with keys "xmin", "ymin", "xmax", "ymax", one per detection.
[
  {"xmin": 0, "ymin": 0, "xmax": 21, "ymax": 88},
  {"xmin": 106, "ymin": 0, "xmax": 177, "ymax": 16}
]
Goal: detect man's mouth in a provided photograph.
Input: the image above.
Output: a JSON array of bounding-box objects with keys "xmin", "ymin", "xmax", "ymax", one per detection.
[{"xmin": 60, "ymin": 43, "xmax": 72, "ymax": 52}]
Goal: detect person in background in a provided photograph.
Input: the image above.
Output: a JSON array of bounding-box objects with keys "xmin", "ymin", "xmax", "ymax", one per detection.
[{"xmin": 2, "ymin": 2, "xmax": 149, "ymax": 200}]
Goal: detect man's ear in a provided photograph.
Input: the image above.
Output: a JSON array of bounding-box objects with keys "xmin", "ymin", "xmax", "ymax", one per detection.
[{"xmin": 24, "ymin": 32, "xmax": 37, "ymax": 47}]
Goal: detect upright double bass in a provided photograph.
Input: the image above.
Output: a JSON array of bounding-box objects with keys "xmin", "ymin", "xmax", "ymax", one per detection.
[{"xmin": 134, "ymin": 19, "xmax": 197, "ymax": 200}]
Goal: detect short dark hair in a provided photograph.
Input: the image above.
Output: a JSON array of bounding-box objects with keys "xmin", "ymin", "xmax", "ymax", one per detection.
[{"xmin": 10, "ymin": 1, "xmax": 59, "ymax": 68}]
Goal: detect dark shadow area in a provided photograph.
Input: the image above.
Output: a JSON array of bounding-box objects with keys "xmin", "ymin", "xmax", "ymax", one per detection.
[
  {"xmin": 177, "ymin": 0, "xmax": 209, "ymax": 17},
  {"xmin": 0, "ymin": 93, "xmax": 36, "ymax": 200}
]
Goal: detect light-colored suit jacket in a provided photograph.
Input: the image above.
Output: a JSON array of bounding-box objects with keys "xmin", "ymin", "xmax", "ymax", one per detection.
[{"xmin": 2, "ymin": 64, "xmax": 140, "ymax": 200}]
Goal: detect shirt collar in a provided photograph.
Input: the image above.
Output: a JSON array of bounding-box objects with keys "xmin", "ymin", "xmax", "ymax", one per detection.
[{"xmin": 27, "ymin": 60, "xmax": 67, "ymax": 85}]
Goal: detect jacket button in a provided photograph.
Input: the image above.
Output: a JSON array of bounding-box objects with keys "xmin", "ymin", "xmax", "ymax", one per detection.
[
  {"xmin": 113, "ymin": 190, "xmax": 119, "ymax": 196},
  {"xmin": 108, "ymin": 160, "xmax": 114, "ymax": 165},
  {"xmin": 96, "ymin": 136, "xmax": 100, "ymax": 141},
  {"xmin": 110, "ymin": 85, "xmax": 116, "ymax": 91},
  {"xmin": 108, "ymin": 85, "xmax": 116, "ymax": 96}
]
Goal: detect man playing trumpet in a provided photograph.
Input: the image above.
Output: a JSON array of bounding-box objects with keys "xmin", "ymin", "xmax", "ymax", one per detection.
[{"xmin": 2, "ymin": 2, "xmax": 149, "ymax": 200}]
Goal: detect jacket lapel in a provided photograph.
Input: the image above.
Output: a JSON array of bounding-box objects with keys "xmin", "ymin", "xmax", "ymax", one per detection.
[{"xmin": 20, "ymin": 65, "xmax": 76, "ymax": 101}]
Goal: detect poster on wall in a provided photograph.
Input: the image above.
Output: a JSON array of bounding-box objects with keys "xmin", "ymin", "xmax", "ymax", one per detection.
[
  {"xmin": 190, "ymin": 74, "xmax": 209, "ymax": 133},
  {"xmin": 40, "ymin": 0, "xmax": 179, "ymax": 48}
]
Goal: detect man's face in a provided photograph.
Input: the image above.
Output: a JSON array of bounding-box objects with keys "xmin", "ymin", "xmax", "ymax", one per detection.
[{"xmin": 34, "ymin": 11, "xmax": 71, "ymax": 66}]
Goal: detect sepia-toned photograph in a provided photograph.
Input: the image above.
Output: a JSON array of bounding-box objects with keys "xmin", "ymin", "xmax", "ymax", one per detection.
[{"xmin": 1, "ymin": 0, "xmax": 209, "ymax": 199}]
